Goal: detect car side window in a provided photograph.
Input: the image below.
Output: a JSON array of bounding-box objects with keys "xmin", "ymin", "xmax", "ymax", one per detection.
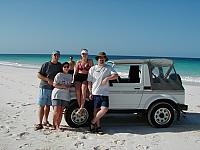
[
  {"xmin": 128, "ymin": 65, "xmax": 140, "ymax": 83},
  {"xmin": 116, "ymin": 65, "xmax": 141, "ymax": 83},
  {"xmin": 151, "ymin": 67, "xmax": 163, "ymax": 83}
]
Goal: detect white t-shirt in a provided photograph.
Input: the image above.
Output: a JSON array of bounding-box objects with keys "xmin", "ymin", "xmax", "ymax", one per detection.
[
  {"xmin": 87, "ymin": 64, "xmax": 117, "ymax": 96},
  {"xmin": 51, "ymin": 73, "xmax": 72, "ymax": 101}
]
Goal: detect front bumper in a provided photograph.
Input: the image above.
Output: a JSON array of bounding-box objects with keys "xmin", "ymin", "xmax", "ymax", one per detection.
[{"xmin": 177, "ymin": 104, "xmax": 188, "ymax": 111}]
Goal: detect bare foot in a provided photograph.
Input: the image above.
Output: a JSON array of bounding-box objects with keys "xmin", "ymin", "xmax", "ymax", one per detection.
[{"xmin": 76, "ymin": 108, "xmax": 83, "ymax": 115}]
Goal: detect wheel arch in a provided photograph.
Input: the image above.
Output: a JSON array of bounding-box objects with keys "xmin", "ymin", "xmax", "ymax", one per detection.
[
  {"xmin": 69, "ymin": 99, "xmax": 77, "ymax": 105},
  {"xmin": 147, "ymin": 99, "xmax": 178, "ymax": 111},
  {"xmin": 142, "ymin": 93, "xmax": 179, "ymax": 110}
]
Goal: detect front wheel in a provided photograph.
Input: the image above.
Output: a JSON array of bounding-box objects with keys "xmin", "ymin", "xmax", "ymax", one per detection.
[
  {"xmin": 64, "ymin": 100, "xmax": 93, "ymax": 128},
  {"xmin": 147, "ymin": 102, "xmax": 175, "ymax": 128}
]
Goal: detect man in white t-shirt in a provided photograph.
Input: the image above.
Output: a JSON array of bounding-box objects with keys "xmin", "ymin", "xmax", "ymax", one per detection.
[{"xmin": 87, "ymin": 52, "xmax": 118, "ymax": 134}]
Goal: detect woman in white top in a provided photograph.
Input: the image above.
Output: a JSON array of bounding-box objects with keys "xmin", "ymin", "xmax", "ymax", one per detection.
[{"xmin": 51, "ymin": 62, "xmax": 72, "ymax": 130}]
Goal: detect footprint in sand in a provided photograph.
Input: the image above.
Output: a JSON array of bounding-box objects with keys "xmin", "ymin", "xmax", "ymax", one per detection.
[
  {"xmin": 2, "ymin": 127, "xmax": 10, "ymax": 134},
  {"xmin": 78, "ymin": 134, "xmax": 87, "ymax": 140},
  {"xmin": 113, "ymin": 139, "xmax": 125, "ymax": 145},
  {"xmin": 6, "ymin": 102, "xmax": 12, "ymax": 105},
  {"xmin": 93, "ymin": 145, "xmax": 109, "ymax": 150},
  {"xmin": 16, "ymin": 132, "xmax": 30, "ymax": 140},
  {"xmin": 5, "ymin": 120, "xmax": 14, "ymax": 125},
  {"xmin": 42, "ymin": 129, "xmax": 53, "ymax": 135},
  {"xmin": 21, "ymin": 103, "xmax": 32, "ymax": 107},
  {"xmin": 18, "ymin": 143, "xmax": 31, "ymax": 149},
  {"xmin": 0, "ymin": 125, "xmax": 5, "ymax": 130},
  {"xmin": 15, "ymin": 114, "xmax": 20, "ymax": 117},
  {"xmin": 150, "ymin": 135, "xmax": 161, "ymax": 145},
  {"xmin": 74, "ymin": 141, "xmax": 84, "ymax": 148},
  {"xmin": 6, "ymin": 102, "xmax": 16, "ymax": 108},
  {"xmin": 136, "ymin": 144, "xmax": 150, "ymax": 150},
  {"xmin": 0, "ymin": 125, "xmax": 10, "ymax": 134}
]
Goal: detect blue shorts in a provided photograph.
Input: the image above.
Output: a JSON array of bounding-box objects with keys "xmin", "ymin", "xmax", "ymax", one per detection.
[
  {"xmin": 93, "ymin": 95, "xmax": 109, "ymax": 108},
  {"xmin": 52, "ymin": 99, "xmax": 69, "ymax": 107},
  {"xmin": 37, "ymin": 88, "xmax": 52, "ymax": 106}
]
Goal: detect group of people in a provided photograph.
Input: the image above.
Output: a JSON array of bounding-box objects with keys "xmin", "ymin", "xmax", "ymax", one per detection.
[{"xmin": 35, "ymin": 49, "xmax": 118, "ymax": 134}]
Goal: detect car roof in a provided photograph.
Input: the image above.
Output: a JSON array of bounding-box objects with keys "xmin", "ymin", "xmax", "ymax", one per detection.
[{"xmin": 108, "ymin": 59, "xmax": 173, "ymax": 67}]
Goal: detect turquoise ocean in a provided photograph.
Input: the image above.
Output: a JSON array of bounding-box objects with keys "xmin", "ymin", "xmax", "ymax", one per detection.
[{"xmin": 0, "ymin": 54, "xmax": 200, "ymax": 84}]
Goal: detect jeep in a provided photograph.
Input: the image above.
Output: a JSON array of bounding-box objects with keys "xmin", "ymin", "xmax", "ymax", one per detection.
[{"xmin": 64, "ymin": 59, "xmax": 188, "ymax": 128}]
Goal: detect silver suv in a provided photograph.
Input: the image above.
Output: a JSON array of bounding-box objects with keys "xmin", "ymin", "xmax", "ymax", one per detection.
[{"xmin": 64, "ymin": 59, "xmax": 188, "ymax": 128}]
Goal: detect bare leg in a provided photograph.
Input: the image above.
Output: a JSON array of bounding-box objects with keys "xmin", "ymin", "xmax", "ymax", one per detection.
[
  {"xmin": 91, "ymin": 106, "xmax": 108, "ymax": 125},
  {"xmin": 75, "ymin": 82, "xmax": 81, "ymax": 107},
  {"xmin": 92, "ymin": 108, "xmax": 100, "ymax": 126},
  {"xmin": 96, "ymin": 116, "xmax": 101, "ymax": 128},
  {"xmin": 80, "ymin": 81, "xmax": 88, "ymax": 110},
  {"xmin": 57, "ymin": 106, "xmax": 64, "ymax": 128},
  {"xmin": 53, "ymin": 106, "xmax": 60, "ymax": 129},
  {"xmin": 43, "ymin": 105, "xmax": 50, "ymax": 123},
  {"xmin": 38, "ymin": 105, "xmax": 45, "ymax": 124}
]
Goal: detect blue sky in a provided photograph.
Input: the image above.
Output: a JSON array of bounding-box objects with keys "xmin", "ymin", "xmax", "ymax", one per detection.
[{"xmin": 0, "ymin": 0, "xmax": 200, "ymax": 57}]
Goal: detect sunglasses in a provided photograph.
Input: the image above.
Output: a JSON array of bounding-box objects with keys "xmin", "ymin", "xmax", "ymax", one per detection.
[
  {"xmin": 63, "ymin": 66, "xmax": 69, "ymax": 68},
  {"xmin": 82, "ymin": 53, "xmax": 88, "ymax": 55}
]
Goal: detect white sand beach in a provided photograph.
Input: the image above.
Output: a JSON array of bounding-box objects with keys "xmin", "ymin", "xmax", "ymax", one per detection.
[{"xmin": 0, "ymin": 65, "xmax": 200, "ymax": 150}]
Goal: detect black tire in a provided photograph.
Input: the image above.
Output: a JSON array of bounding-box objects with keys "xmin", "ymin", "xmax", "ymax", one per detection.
[
  {"xmin": 147, "ymin": 102, "xmax": 175, "ymax": 128},
  {"xmin": 64, "ymin": 100, "xmax": 93, "ymax": 128}
]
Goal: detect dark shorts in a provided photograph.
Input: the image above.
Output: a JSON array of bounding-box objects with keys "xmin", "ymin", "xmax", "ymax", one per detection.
[
  {"xmin": 74, "ymin": 73, "xmax": 88, "ymax": 83},
  {"xmin": 93, "ymin": 95, "xmax": 109, "ymax": 108},
  {"xmin": 52, "ymin": 99, "xmax": 69, "ymax": 107}
]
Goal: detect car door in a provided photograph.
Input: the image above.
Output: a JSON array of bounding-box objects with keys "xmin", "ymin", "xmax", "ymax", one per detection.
[{"xmin": 109, "ymin": 65, "xmax": 143, "ymax": 109}]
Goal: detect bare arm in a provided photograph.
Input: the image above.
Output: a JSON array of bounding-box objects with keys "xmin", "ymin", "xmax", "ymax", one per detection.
[
  {"xmin": 88, "ymin": 81, "xmax": 93, "ymax": 100},
  {"xmin": 72, "ymin": 61, "xmax": 80, "ymax": 82},
  {"xmin": 88, "ymin": 81, "xmax": 92, "ymax": 93},
  {"xmin": 37, "ymin": 73, "xmax": 53, "ymax": 85},
  {"xmin": 53, "ymin": 83, "xmax": 68, "ymax": 89},
  {"xmin": 90, "ymin": 59, "xmax": 94, "ymax": 66},
  {"xmin": 106, "ymin": 73, "xmax": 119, "ymax": 81},
  {"xmin": 101, "ymin": 73, "xmax": 119, "ymax": 85}
]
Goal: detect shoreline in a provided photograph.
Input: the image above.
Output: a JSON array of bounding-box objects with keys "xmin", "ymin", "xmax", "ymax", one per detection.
[
  {"xmin": 1, "ymin": 63, "xmax": 200, "ymax": 85},
  {"xmin": 0, "ymin": 65, "xmax": 200, "ymax": 149}
]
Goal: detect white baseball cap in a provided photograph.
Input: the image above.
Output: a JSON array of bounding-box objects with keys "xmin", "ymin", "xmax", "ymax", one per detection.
[{"xmin": 81, "ymin": 49, "xmax": 88, "ymax": 54}]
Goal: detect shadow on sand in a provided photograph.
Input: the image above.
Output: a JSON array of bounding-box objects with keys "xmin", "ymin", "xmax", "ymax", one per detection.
[
  {"xmin": 100, "ymin": 112, "xmax": 200, "ymax": 135},
  {"xmin": 60, "ymin": 112, "xmax": 200, "ymax": 135}
]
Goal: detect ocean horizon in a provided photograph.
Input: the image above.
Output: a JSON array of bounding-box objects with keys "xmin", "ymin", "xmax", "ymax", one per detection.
[{"xmin": 1, "ymin": 54, "xmax": 200, "ymax": 84}]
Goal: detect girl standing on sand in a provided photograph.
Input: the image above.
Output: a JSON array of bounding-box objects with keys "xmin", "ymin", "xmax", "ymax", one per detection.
[
  {"xmin": 51, "ymin": 62, "xmax": 72, "ymax": 130},
  {"xmin": 73, "ymin": 49, "xmax": 93, "ymax": 114}
]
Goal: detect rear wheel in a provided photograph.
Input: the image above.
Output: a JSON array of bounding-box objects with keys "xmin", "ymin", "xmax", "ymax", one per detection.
[
  {"xmin": 147, "ymin": 102, "xmax": 175, "ymax": 128},
  {"xmin": 64, "ymin": 100, "xmax": 93, "ymax": 128}
]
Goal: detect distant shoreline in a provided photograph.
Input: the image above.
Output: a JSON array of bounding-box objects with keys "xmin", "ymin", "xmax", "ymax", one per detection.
[
  {"xmin": 1, "ymin": 53, "xmax": 200, "ymax": 59},
  {"xmin": 1, "ymin": 63, "xmax": 200, "ymax": 86}
]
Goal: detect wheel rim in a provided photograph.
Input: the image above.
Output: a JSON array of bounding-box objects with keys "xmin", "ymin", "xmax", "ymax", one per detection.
[
  {"xmin": 154, "ymin": 107, "xmax": 171, "ymax": 125},
  {"xmin": 71, "ymin": 108, "xmax": 89, "ymax": 125}
]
